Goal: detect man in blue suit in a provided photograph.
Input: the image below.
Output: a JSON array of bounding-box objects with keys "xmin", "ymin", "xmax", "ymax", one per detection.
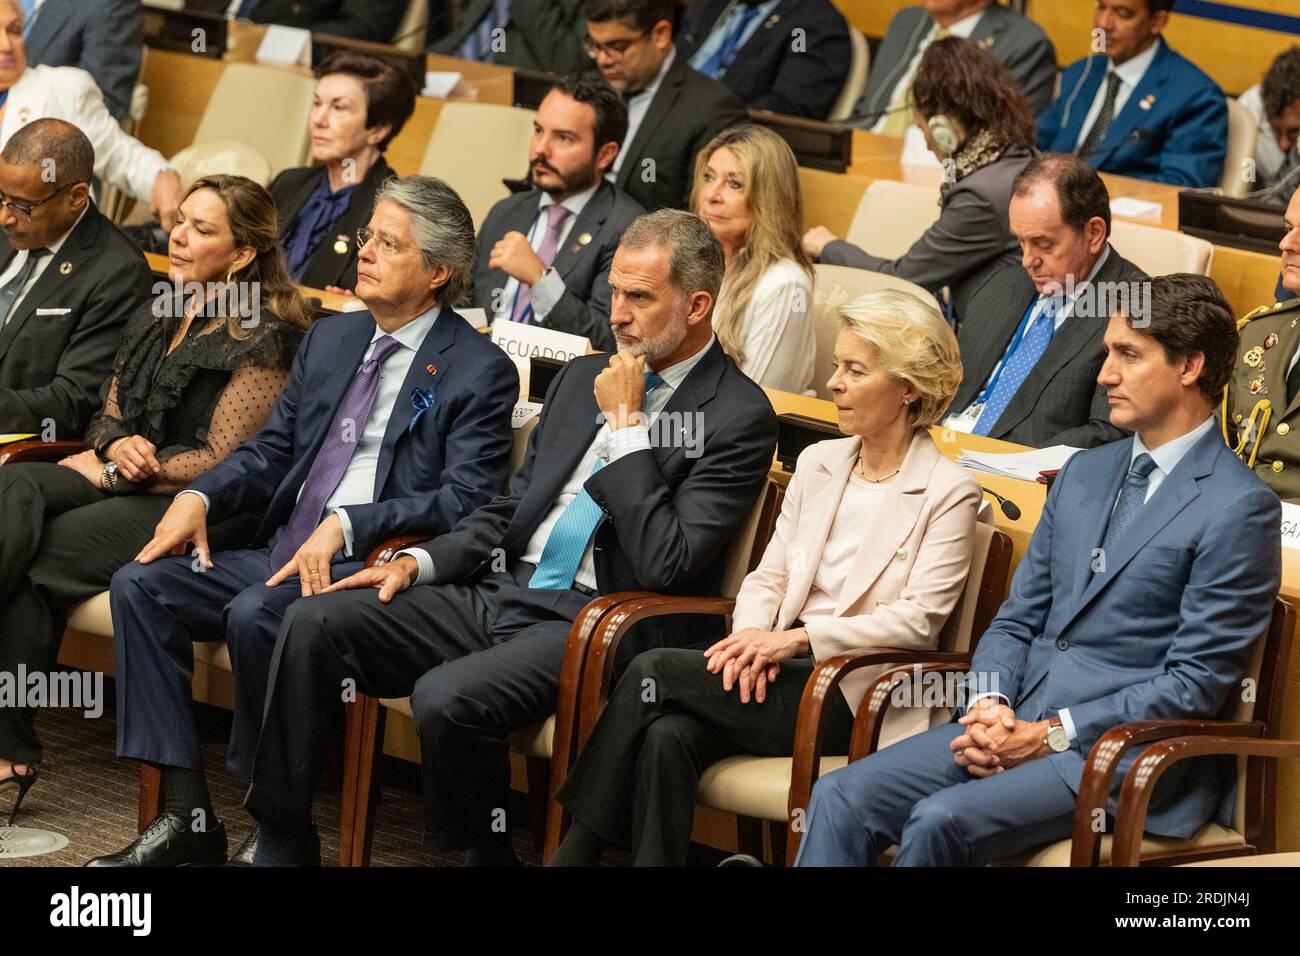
[
  {"xmin": 797, "ymin": 273, "xmax": 1282, "ymax": 866},
  {"xmin": 89, "ymin": 177, "xmax": 520, "ymax": 868},
  {"xmin": 1036, "ymin": 0, "xmax": 1227, "ymax": 188},
  {"xmin": 21, "ymin": 0, "xmax": 142, "ymax": 120}
]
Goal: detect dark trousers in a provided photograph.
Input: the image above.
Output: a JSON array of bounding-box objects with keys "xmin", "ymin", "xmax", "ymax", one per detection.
[
  {"xmin": 244, "ymin": 561, "xmax": 592, "ymax": 847},
  {"xmin": 556, "ymin": 647, "xmax": 854, "ymax": 866},
  {"xmin": 111, "ymin": 548, "xmax": 362, "ymax": 778},
  {"xmin": 794, "ymin": 721, "xmax": 1078, "ymax": 866},
  {"xmin": 0, "ymin": 463, "xmax": 170, "ymax": 763}
]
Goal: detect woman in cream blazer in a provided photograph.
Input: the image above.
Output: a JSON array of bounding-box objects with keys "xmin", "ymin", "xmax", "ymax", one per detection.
[{"xmin": 550, "ymin": 289, "xmax": 983, "ymax": 867}]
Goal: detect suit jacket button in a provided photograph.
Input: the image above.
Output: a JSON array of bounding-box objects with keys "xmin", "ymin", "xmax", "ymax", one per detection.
[
  {"xmin": 1273, "ymin": 460, "xmax": 1285, "ymax": 473},
  {"xmin": 895, "ymin": 548, "xmax": 907, "ymax": 559},
  {"xmin": 1055, "ymin": 638, "xmax": 1069, "ymax": 651},
  {"xmin": 1279, "ymin": 423, "xmax": 1290, "ymax": 436}
]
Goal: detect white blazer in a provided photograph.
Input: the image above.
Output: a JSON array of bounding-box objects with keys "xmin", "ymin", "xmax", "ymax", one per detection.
[
  {"xmin": 3, "ymin": 65, "xmax": 169, "ymax": 202},
  {"xmin": 730, "ymin": 430, "xmax": 982, "ymax": 744}
]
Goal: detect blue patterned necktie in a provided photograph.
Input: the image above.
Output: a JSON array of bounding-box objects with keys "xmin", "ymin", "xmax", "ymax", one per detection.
[
  {"xmin": 0, "ymin": 247, "xmax": 48, "ymax": 327},
  {"xmin": 696, "ymin": 2, "xmax": 763, "ymax": 79},
  {"xmin": 973, "ymin": 298, "xmax": 1058, "ymax": 437},
  {"xmin": 270, "ymin": 335, "xmax": 403, "ymax": 569},
  {"xmin": 528, "ymin": 370, "xmax": 666, "ymax": 590},
  {"xmin": 456, "ymin": 0, "xmax": 512, "ymax": 62},
  {"xmin": 1100, "ymin": 453, "xmax": 1157, "ymax": 554}
]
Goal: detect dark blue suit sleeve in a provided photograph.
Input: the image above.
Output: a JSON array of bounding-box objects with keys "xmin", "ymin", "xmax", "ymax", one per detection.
[
  {"xmin": 75, "ymin": 0, "xmax": 142, "ymax": 121},
  {"xmin": 342, "ymin": 351, "xmax": 520, "ymax": 557},
  {"xmin": 1155, "ymin": 81, "xmax": 1228, "ymax": 188}
]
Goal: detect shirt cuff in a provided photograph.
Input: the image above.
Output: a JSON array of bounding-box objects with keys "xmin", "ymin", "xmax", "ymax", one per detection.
[
  {"xmin": 606, "ymin": 423, "xmax": 652, "ymax": 461},
  {"xmin": 966, "ymin": 691, "xmax": 1010, "ymax": 714},
  {"xmin": 528, "ymin": 268, "xmax": 565, "ymax": 321},
  {"xmin": 178, "ymin": 489, "xmax": 210, "ymax": 511},
  {"xmin": 332, "ymin": 507, "xmax": 355, "ymax": 558},
  {"xmin": 1058, "ymin": 706, "xmax": 1078, "ymax": 745},
  {"xmin": 395, "ymin": 547, "xmax": 434, "ymax": 586}
]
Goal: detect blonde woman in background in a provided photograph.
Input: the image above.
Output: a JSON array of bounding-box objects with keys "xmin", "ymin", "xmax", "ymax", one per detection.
[
  {"xmin": 692, "ymin": 124, "xmax": 816, "ymax": 394},
  {"xmin": 549, "ymin": 289, "xmax": 981, "ymax": 866}
]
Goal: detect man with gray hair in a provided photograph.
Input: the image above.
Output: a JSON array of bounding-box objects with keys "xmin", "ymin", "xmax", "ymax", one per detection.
[
  {"xmin": 237, "ymin": 208, "xmax": 779, "ymax": 866},
  {"xmin": 0, "ymin": 117, "xmax": 151, "ymax": 436},
  {"xmin": 92, "ymin": 176, "xmax": 520, "ymax": 868}
]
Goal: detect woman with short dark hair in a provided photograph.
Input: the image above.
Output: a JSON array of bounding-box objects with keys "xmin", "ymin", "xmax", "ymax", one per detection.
[{"xmin": 270, "ymin": 51, "xmax": 417, "ymax": 294}]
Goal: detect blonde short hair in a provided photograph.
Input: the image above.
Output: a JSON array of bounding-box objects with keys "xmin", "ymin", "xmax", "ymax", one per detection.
[{"xmin": 838, "ymin": 289, "xmax": 963, "ymax": 429}]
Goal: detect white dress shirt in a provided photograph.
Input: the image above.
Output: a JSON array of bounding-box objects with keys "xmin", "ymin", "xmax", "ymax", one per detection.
[
  {"xmin": 1072, "ymin": 39, "xmax": 1162, "ymax": 153},
  {"xmin": 0, "ymin": 204, "xmax": 87, "ymax": 326},
  {"xmin": 492, "ymin": 183, "xmax": 598, "ymax": 325},
  {"xmin": 870, "ymin": 8, "xmax": 985, "ymax": 135},
  {"xmin": 728, "ymin": 258, "xmax": 815, "ymax": 395},
  {"xmin": 611, "ymin": 48, "xmax": 676, "ymax": 178},
  {"xmin": 689, "ymin": 0, "xmax": 781, "ymax": 77},
  {"xmin": 182, "ymin": 306, "xmax": 442, "ymax": 559},
  {"xmin": 404, "ymin": 335, "xmax": 717, "ymax": 588}
]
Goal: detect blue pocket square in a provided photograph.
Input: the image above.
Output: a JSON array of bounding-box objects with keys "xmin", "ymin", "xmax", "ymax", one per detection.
[{"xmin": 408, "ymin": 387, "xmax": 437, "ymax": 433}]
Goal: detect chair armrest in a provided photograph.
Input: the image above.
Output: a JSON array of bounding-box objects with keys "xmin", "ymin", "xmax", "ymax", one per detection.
[
  {"xmin": 577, "ymin": 591, "xmax": 736, "ymax": 743},
  {"xmin": 1110, "ymin": 735, "xmax": 1300, "ymax": 867},
  {"xmin": 364, "ymin": 534, "xmax": 429, "ymax": 568},
  {"xmin": 851, "ymin": 657, "xmax": 976, "ymax": 760},
  {"xmin": 0, "ymin": 439, "xmax": 84, "ymax": 466},
  {"xmin": 1069, "ymin": 718, "xmax": 1262, "ymax": 867}
]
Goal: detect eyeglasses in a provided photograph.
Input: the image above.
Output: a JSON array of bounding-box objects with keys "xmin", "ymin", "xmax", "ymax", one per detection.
[
  {"xmin": 581, "ymin": 31, "xmax": 648, "ymax": 60},
  {"xmin": 355, "ymin": 227, "xmax": 411, "ymax": 258},
  {"xmin": 0, "ymin": 181, "xmax": 76, "ymax": 219}
]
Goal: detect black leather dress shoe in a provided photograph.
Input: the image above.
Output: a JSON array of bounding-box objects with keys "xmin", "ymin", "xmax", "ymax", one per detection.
[
  {"xmin": 86, "ymin": 812, "xmax": 228, "ymax": 867},
  {"xmin": 224, "ymin": 827, "xmax": 260, "ymax": 867}
]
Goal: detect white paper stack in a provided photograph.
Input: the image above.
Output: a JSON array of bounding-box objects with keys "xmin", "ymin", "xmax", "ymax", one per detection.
[{"xmin": 956, "ymin": 445, "xmax": 1083, "ymax": 482}]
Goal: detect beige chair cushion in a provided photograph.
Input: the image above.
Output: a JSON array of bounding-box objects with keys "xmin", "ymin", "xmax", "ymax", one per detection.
[
  {"xmin": 420, "ymin": 102, "xmax": 537, "ymax": 229},
  {"xmin": 993, "ymin": 824, "xmax": 1244, "ymax": 866},
  {"xmin": 698, "ymin": 755, "xmax": 849, "ymax": 822},
  {"xmin": 378, "ymin": 696, "xmax": 554, "ymax": 758},
  {"xmin": 1179, "ymin": 852, "xmax": 1300, "ymax": 867},
  {"xmin": 193, "ymin": 63, "xmax": 314, "ymax": 175},
  {"xmin": 845, "ymin": 180, "xmax": 940, "ymax": 260},
  {"xmin": 1110, "ymin": 220, "xmax": 1213, "ymax": 276},
  {"xmin": 827, "ymin": 26, "xmax": 869, "ymax": 123},
  {"xmin": 1219, "ymin": 97, "xmax": 1259, "ymax": 199},
  {"xmin": 67, "ymin": 591, "xmax": 232, "ymax": 670}
]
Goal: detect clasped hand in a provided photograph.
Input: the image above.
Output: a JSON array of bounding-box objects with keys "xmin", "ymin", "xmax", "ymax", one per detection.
[
  {"xmin": 950, "ymin": 698, "xmax": 1050, "ymax": 777},
  {"xmin": 702, "ymin": 627, "xmax": 810, "ymax": 704}
]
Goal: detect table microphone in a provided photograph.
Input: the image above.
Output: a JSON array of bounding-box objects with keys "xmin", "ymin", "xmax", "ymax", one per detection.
[
  {"xmin": 982, "ymin": 487, "xmax": 1022, "ymax": 521},
  {"xmin": 1082, "ymin": 127, "xmax": 1150, "ymax": 170}
]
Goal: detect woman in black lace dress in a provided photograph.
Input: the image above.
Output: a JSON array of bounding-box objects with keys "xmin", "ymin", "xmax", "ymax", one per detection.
[{"xmin": 0, "ymin": 175, "xmax": 309, "ymax": 818}]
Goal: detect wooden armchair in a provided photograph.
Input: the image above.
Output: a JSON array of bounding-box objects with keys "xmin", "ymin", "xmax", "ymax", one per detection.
[
  {"xmin": 847, "ymin": 598, "xmax": 1294, "ymax": 867},
  {"xmin": 0, "ymin": 439, "xmax": 83, "ymax": 466}
]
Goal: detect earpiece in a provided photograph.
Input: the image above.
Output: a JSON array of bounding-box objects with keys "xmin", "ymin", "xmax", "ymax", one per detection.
[{"xmin": 927, "ymin": 114, "xmax": 960, "ymax": 156}]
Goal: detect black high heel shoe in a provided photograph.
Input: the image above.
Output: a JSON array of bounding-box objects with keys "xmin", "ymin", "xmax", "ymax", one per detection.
[{"xmin": 0, "ymin": 764, "xmax": 38, "ymax": 825}]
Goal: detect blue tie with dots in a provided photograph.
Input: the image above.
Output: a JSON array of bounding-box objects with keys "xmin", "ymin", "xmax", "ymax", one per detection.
[
  {"xmin": 973, "ymin": 299, "xmax": 1058, "ymax": 436},
  {"xmin": 1100, "ymin": 453, "xmax": 1158, "ymax": 554},
  {"xmin": 528, "ymin": 370, "xmax": 666, "ymax": 590}
]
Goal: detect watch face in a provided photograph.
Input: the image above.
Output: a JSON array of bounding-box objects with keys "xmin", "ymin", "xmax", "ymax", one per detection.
[{"xmin": 1047, "ymin": 725, "xmax": 1069, "ymax": 752}]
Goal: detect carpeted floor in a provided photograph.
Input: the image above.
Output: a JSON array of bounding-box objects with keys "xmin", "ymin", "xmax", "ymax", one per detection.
[{"xmin": 0, "ymin": 694, "xmax": 549, "ymax": 867}]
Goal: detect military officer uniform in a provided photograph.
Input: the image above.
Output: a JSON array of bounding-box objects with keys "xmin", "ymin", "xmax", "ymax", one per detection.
[{"xmin": 1223, "ymin": 297, "xmax": 1300, "ymax": 499}]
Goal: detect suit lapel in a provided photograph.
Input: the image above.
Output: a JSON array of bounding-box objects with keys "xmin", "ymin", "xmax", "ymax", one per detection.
[
  {"xmin": 551, "ymin": 182, "xmax": 612, "ymax": 278},
  {"xmin": 0, "ymin": 206, "xmax": 101, "ymax": 358},
  {"xmin": 617, "ymin": 66, "xmax": 685, "ymax": 192},
  {"xmin": 954, "ymin": 274, "xmax": 1035, "ymax": 411},
  {"xmin": 1101, "ymin": 41, "xmax": 1169, "ymax": 152},
  {"xmin": 782, "ymin": 441, "xmax": 857, "ymax": 618},
  {"xmin": 373, "ymin": 307, "xmax": 459, "ymax": 496},
  {"xmin": 651, "ymin": 338, "xmax": 726, "ymax": 474},
  {"xmin": 1271, "ymin": 312, "xmax": 1300, "ymax": 418},
  {"xmin": 277, "ymin": 169, "xmax": 324, "ymax": 242},
  {"xmin": 1063, "ymin": 57, "xmax": 1108, "ymax": 148},
  {"xmin": 22, "ymin": 0, "xmax": 68, "ymax": 58}
]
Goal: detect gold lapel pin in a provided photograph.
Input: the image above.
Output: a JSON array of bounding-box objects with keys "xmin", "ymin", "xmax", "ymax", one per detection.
[
  {"xmin": 58, "ymin": 260, "xmax": 72, "ymax": 275},
  {"xmin": 1139, "ymin": 95, "xmax": 1155, "ymax": 111},
  {"xmin": 578, "ymin": 232, "xmax": 592, "ymax": 246}
]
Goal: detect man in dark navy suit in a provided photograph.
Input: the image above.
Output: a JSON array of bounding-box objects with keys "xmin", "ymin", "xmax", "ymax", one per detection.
[
  {"xmin": 89, "ymin": 176, "xmax": 519, "ymax": 867},
  {"xmin": 238, "ymin": 209, "xmax": 778, "ymax": 866}
]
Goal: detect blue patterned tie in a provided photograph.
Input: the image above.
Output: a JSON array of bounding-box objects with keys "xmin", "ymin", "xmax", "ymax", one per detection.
[
  {"xmin": 1100, "ymin": 453, "xmax": 1157, "ymax": 554},
  {"xmin": 973, "ymin": 298, "xmax": 1058, "ymax": 437},
  {"xmin": 696, "ymin": 2, "xmax": 763, "ymax": 79},
  {"xmin": 528, "ymin": 371, "xmax": 665, "ymax": 590},
  {"xmin": 456, "ymin": 0, "xmax": 512, "ymax": 62}
]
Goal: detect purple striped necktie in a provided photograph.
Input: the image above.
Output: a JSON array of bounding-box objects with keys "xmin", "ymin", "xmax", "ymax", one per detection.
[
  {"xmin": 270, "ymin": 334, "xmax": 403, "ymax": 569},
  {"xmin": 511, "ymin": 203, "xmax": 571, "ymax": 324}
]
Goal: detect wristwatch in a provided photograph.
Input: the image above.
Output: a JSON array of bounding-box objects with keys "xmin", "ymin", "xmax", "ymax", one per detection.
[
  {"xmin": 101, "ymin": 460, "xmax": 119, "ymax": 492},
  {"xmin": 1045, "ymin": 715, "xmax": 1069, "ymax": 753}
]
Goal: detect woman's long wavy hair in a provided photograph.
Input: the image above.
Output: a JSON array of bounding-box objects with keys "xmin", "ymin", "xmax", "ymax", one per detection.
[
  {"xmin": 181, "ymin": 174, "xmax": 312, "ymax": 337},
  {"xmin": 689, "ymin": 124, "xmax": 813, "ymax": 368}
]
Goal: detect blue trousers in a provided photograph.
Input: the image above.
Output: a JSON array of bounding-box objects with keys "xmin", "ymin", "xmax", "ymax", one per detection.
[
  {"xmin": 795, "ymin": 722, "xmax": 1077, "ymax": 867},
  {"xmin": 111, "ymin": 548, "xmax": 361, "ymax": 777}
]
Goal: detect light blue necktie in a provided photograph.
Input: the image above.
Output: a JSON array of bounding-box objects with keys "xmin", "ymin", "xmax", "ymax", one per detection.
[
  {"xmin": 972, "ymin": 299, "xmax": 1058, "ymax": 436},
  {"xmin": 456, "ymin": 0, "xmax": 512, "ymax": 62},
  {"xmin": 1100, "ymin": 453, "xmax": 1157, "ymax": 553},
  {"xmin": 528, "ymin": 371, "xmax": 666, "ymax": 590},
  {"xmin": 696, "ymin": 3, "xmax": 762, "ymax": 79}
]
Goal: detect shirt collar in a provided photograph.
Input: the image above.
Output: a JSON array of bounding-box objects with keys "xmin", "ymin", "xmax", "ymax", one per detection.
[
  {"xmin": 1131, "ymin": 415, "xmax": 1215, "ymax": 477},
  {"xmin": 370, "ymin": 302, "xmax": 442, "ymax": 351},
  {"xmin": 629, "ymin": 47, "xmax": 676, "ymax": 103},
  {"xmin": 931, "ymin": 8, "xmax": 986, "ymax": 39},
  {"xmin": 653, "ymin": 332, "xmax": 716, "ymax": 390},
  {"xmin": 38, "ymin": 204, "xmax": 89, "ymax": 259},
  {"xmin": 538, "ymin": 181, "xmax": 599, "ymax": 219},
  {"xmin": 1109, "ymin": 36, "xmax": 1161, "ymax": 89}
]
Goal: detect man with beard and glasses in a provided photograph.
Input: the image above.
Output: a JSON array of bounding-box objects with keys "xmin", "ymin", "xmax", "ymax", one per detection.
[
  {"xmin": 470, "ymin": 71, "xmax": 645, "ymax": 351},
  {"xmin": 236, "ymin": 209, "xmax": 778, "ymax": 866}
]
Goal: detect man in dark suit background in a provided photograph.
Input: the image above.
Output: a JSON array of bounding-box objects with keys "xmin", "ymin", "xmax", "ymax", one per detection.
[
  {"xmin": 21, "ymin": 0, "xmax": 142, "ymax": 120},
  {"xmin": 1036, "ymin": 0, "xmax": 1227, "ymax": 188},
  {"xmin": 238, "ymin": 210, "xmax": 778, "ymax": 866},
  {"xmin": 851, "ymin": 1, "xmax": 1057, "ymax": 131},
  {"xmin": 89, "ymin": 176, "xmax": 519, "ymax": 868},
  {"xmin": 269, "ymin": 52, "xmax": 416, "ymax": 294},
  {"xmin": 430, "ymin": 0, "xmax": 589, "ymax": 75},
  {"xmin": 235, "ymin": 0, "xmax": 408, "ymax": 45},
  {"xmin": 676, "ymin": 0, "xmax": 850, "ymax": 120},
  {"xmin": 473, "ymin": 72, "xmax": 644, "ymax": 350},
  {"xmin": 585, "ymin": 0, "xmax": 747, "ymax": 212},
  {"xmin": 943, "ymin": 153, "xmax": 1145, "ymax": 449},
  {"xmin": 0, "ymin": 119, "xmax": 151, "ymax": 439}
]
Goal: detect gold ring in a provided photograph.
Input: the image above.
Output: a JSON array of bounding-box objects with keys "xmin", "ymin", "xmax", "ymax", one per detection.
[{"xmin": 309, "ymin": 570, "xmax": 320, "ymax": 577}]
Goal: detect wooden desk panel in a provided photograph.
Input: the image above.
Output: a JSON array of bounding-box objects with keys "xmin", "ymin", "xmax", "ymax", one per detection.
[
  {"xmin": 138, "ymin": 49, "xmax": 225, "ymax": 161},
  {"xmin": 144, "ymin": 251, "xmax": 357, "ymax": 314}
]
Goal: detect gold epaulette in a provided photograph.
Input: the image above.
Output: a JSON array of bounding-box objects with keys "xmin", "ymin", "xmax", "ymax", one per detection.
[
  {"xmin": 1239, "ymin": 298, "xmax": 1300, "ymax": 330},
  {"xmin": 1238, "ymin": 304, "xmax": 1273, "ymax": 331}
]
